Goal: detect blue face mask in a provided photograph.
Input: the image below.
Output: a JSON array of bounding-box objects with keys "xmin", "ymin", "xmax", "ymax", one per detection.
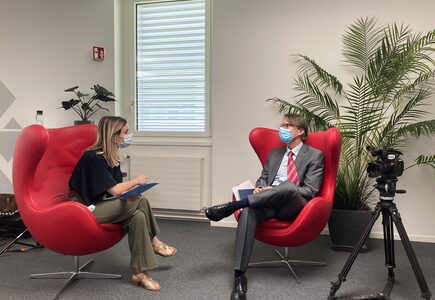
[
  {"xmin": 119, "ymin": 133, "xmax": 133, "ymax": 148},
  {"xmin": 279, "ymin": 127, "xmax": 293, "ymax": 144}
]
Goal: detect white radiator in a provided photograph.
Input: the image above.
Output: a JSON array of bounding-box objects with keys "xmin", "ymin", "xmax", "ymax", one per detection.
[{"xmin": 129, "ymin": 156, "xmax": 203, "ymax": 210}]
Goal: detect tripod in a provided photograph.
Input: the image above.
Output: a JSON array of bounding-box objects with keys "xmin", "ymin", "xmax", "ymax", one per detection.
[
  {"xmin": 328, "ymin": 176, "xmax": 432, "ymax": 300},
  {"xmin": 0, "ymin": 229, "xmax": 42, "ymax": 255}
]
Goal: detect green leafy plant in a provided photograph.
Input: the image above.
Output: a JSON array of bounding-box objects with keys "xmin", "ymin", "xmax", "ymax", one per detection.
[
  {"xmin": 269, "ymin": 17, "xmax": 435, "ymax": 210},
  {"xmin": 59, "ymin": 84, "xmax": 116, "ymax": 121}
]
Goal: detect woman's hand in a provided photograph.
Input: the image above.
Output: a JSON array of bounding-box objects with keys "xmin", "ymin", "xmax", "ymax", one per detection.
[
  {"xmin": 107, "ymin": 174, "xmax": 148, "ymax": 196},
  {"xmin": 134, "ymin": 175, "xmax": 148, "ymax": 185}
]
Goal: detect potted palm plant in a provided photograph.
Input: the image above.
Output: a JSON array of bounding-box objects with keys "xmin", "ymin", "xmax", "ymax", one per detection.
[
  {"xmin": 268, "ymin": 17, "xmax": 435, "ymax": 251},
  {"xmin": 59, "ymin": 84, "xmax": 116, "ymax": 125}
]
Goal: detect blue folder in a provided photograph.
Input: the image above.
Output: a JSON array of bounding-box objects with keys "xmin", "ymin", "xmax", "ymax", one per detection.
[
  {"xmin": 105, "ymin": 182, "xmax": 158, "ymax": 200},
  {"xmin": 238, "ymin": 188, "xmax": 254, "ymax": 200}
]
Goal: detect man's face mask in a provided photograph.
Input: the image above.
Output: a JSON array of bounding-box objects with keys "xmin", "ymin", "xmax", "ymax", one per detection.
[{"xmin": 279, "ymin": 127, "xmax": 293, "ymax": 144}]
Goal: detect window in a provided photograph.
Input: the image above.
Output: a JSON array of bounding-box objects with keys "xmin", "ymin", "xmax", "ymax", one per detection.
[{"xmin": 135, "ymin": 0, "xmax": 208, "ymax": 134}]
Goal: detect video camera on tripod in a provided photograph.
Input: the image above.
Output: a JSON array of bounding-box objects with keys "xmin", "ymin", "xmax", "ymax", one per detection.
[
  {"xmin": 366, "ymin": 146, "xmax": 406, "ymax": 200},
  {"xmin": 328, "ymin": 146, "xmax": 432, "ymax": 300},
  {"xmin": 366, "ymin": 146, "xmax": 404, "ymax": 179}
]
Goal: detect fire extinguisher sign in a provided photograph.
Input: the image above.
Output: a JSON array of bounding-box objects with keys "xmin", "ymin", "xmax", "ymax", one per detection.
[{"xmin": 92, "ymin": 46, "xmax": 105, "ymax": 61}]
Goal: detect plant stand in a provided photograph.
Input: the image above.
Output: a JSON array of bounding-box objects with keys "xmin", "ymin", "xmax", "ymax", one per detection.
[
  {"xmin": 328, "ymin": 209, "xmax": 372, "ymax": 252},
  {"xmin": 74, "ymin": 120, "xmax": 94, "ymax": 125}
]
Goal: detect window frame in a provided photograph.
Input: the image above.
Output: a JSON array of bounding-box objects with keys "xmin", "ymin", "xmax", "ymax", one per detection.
[{"xmin": 121, "ymin": 0, "xmax": 211, "ymax": 138}]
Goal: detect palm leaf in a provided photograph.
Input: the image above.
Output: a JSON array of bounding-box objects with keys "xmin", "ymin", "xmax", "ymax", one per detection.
[
  {"xmin": 367, "ymin": 23, "xmax": 415, "ymax": 98},
  {"xmin": 340, "ymin": 77, "xmax": 384, "ymax": 153},
  {"xmin": 395, "ymin": 120, "xmax": 435, "ymax": 139},
  {"xmin": 294, "ymin": 55, "xmax": 343, "ymax": 93},
  {"xmin": 266, "ymin": 97, "xmax": 294, "ymax": 114},
  {"xmin": 334, "ymin": 159, "xmax": 376, "ymax": 210},
  {"xmin": 394, "ymin": 88, "xmax": 431, "ymax": 126},
  {"xmin": 342, "ymin": 16, "xmax": 385, "ymax": 72},
  {"xmin": 266, "ymin": 97, "xmax": 332, "ymax": 131},
  {"xmin": 395, "ymin": 70, "xmax": 435, "ymax": 99},
  {"xmin": 406, "ymin": 154, "xmax": 435, "ymax": 171},
  {"xmin": 379, "ymin": 88, "xmax": 432, "ymax": 146},
  {"xmin": 369, "ymin": 26, "xmax": 435, "ymax": 100},
  {"xmin": 294, "ymin": 74, "xmax": 341, "ymax": 124}
]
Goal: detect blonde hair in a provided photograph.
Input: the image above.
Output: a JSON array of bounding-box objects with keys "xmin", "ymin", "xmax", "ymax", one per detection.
[{"xmin": 88, "ymin": 116, "xmax": 127, "ymax": 167}]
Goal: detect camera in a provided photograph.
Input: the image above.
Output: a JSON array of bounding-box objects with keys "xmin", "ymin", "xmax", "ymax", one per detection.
[{"xmin": 366, "ymin": 146, "xmax": 404, "ymax": 179}]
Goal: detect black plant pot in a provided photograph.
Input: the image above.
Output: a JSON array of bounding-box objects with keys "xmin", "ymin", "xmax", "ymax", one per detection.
[
  {"xmin": 74, "ymin": 120, "xmax": 95, "ymax": 125},
  {"xmin": 328, "ymin": 208, "xmax": 373, "ymax": 252}
]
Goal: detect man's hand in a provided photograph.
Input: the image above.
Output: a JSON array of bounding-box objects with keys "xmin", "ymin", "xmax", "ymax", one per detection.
[{"xmin": 253, "ymin": 186, "xmax": 272, "ymax": 194}]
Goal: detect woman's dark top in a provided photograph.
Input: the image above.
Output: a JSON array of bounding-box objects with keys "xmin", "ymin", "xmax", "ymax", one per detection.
[{"xmin": 69, "ymin": 150, "xmax": 122, "ymax": 205}]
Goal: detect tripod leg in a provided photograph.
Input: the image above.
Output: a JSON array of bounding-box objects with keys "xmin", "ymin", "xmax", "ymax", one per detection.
[
  {"xmin": 390, "ymin": 206, "xmax": 432, "ymax": 299},
  {"xmin": 381, "ymin": 207, "xmax": 395, "ymax": 298},
  {"xmin": 0, "ymin": 229, "xmax": 28, "ymax": 255},
  {"xmin": 383, "ymin": 209, "xmax": 395, "ymax": 269},
  {"xmin": 328, "ymin": 204, "xmax": 382, "ymax": 300}
]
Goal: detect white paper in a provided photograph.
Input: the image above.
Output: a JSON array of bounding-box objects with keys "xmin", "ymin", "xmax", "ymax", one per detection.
[{"xmin": 232, "ymin": 180, "xmax": 254, "ymax": 200}]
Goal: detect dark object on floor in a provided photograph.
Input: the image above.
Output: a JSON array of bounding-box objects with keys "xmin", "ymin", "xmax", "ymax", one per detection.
[
  {"xmin": 0, "ymin": 193, "xmax": 30, "ymax": 240},
  {"xmin": 0, "ymin": 212, "xmax": 29, "ymax": 239}
]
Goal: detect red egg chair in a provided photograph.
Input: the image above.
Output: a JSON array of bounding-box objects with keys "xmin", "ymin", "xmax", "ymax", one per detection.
[
  {"xmin": 234, "ymin": 127, "xmax": 341, "ymax": 283},
  {"xmin": 12, "ymin": 124, "xmax": 125, "ymax": 299}
]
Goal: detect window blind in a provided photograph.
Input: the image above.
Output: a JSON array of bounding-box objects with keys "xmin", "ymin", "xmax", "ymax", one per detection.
[{"xmin": 136, "ymin": 0, "xmax": 206, "ymax": 132}]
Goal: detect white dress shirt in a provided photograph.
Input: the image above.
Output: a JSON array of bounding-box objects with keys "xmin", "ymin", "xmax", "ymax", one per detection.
[{"xmin": 272, "ymin": 142, "xmax": 303, "ymax": 186}]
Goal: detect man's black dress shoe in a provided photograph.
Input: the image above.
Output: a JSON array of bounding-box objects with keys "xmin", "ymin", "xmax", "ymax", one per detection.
[
  {"xmin": 230, "ymin": 275, "xmax": 247, "ymax": 300},
  {"xmin": 204, "ymin": 202, "xmax": 235, "ymax": 222}
]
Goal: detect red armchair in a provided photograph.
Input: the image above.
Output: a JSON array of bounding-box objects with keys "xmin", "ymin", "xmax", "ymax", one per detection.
[
  {"xmin": 12, "ymin": 124, "xmax": 125, "ymax": 299},
  {"xmin": 234, "ymin": 127, "xmax": 341, "ymax": 283}
]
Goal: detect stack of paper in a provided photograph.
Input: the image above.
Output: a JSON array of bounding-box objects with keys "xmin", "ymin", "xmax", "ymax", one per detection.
[{"xmin": 232, "ymin": 180, "xmax": 254, "ymax": 201}]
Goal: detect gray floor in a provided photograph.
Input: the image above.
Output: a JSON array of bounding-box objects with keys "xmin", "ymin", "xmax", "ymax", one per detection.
[{"xmin": 0, "ymin": 219, "xmax": 434, "ymax": 300}]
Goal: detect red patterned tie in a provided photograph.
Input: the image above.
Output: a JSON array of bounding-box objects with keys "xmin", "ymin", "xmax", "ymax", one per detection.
[{"xmin": 287, "ymin": 151, "xmax": 300, "ymax": 186}]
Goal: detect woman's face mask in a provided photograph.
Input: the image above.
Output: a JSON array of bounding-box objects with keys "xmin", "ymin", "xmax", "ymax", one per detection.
[{"xmin": 119, "ymin": 133, "xmax": 133, "ymax": 148}]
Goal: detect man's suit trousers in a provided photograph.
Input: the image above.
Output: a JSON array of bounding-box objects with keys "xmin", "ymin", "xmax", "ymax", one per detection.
[{"xmin": 234, "ymin": 182, "xmax": 307, "ymax": 272}]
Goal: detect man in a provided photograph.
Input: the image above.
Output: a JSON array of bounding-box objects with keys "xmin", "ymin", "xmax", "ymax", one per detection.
[{"xmin": 204, "ymin": 114, "xmax": 324, "ymax": 300}]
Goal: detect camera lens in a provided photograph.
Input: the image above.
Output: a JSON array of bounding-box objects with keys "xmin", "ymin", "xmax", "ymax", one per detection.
[{"xmin": 367, "ymin": 161, "xmax": 381, "ymax": 178}]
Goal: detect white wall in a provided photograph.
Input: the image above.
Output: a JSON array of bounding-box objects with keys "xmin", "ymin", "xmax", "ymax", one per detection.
[
  {"xmin": 211, "ymin": 0, "xmax": 435, "ymax": 242},
  {"xmin": 0, "ymin": 0, "xmax": 114, "ymax": 192}
]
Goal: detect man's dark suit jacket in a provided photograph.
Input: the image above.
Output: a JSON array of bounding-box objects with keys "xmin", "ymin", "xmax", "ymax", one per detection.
[{"xmin": 255, "ymin": 143, "xmax": 324, "ymax": 200}]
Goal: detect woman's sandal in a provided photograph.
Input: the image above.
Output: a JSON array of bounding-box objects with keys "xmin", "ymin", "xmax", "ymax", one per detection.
[
  {"xmin": 153, "ymin": 243, "xmax": 177, "ymax": 257},
  {"xmin": 131, "ymin": 273, "xmax": 161, "ymax": 291}
]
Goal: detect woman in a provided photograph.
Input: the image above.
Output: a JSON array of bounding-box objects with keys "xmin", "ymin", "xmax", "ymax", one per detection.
[{"xmin": 69, "ymin": 116, "xmax": 176, "ymax": 292}]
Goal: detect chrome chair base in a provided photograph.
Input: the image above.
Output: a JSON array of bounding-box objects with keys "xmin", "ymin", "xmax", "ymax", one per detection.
[
  {"xmin": 248, "ymin": 247, "xmax": 326, "ymax": 284},
  {"xmin": 31, "ymin": 256, "xmax": 122, "ymax": 300}
]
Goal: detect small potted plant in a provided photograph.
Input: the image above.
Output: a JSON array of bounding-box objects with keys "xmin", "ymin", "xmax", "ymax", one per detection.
[{"xmin": 59, "ymin": 84, "xmax": 116, "ymax": 125}]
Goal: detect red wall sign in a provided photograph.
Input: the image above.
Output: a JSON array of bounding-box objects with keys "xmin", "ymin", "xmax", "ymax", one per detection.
[{"xmin": 92, "ymin": 46, "xmax": 104, "ymax": 61}]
